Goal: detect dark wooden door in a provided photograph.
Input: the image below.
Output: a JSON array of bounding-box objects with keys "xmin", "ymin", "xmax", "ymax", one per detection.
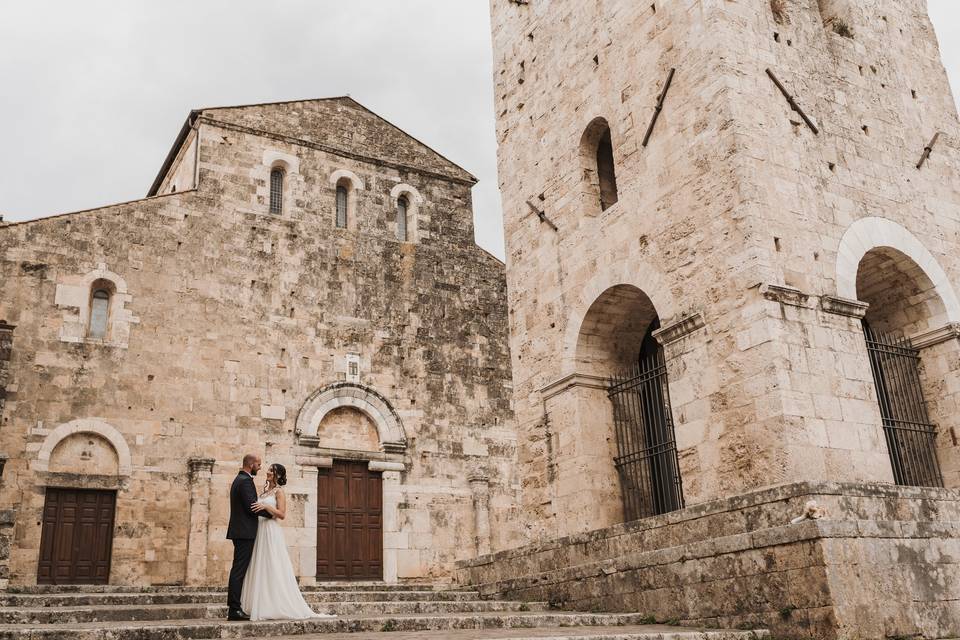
[
  {"xmin": 37, "ymin": 488, "xmax": 116, "ymax": 585},
  {"xmin": 317, "ymin": 460, "xmax": 382, "ymax": 580}
]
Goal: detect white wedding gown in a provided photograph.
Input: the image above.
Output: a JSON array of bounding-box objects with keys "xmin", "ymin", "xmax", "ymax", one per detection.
[{"xmin": 241, "ymin": 492, "xmax": 334, "ymax": 621}]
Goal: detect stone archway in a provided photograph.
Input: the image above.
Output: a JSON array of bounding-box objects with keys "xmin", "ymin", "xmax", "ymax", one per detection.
[
  {"xmin": 36, "ymin": 419, "xmax": 132, "ymax": 476},
  {"xmin": 294, "ymin": 383, "xmax": 407, "ymax": 583},
  {"xmin": 839, "ymin": 218, "xmax": 960, "ymax": 488},
  {"xmin": 295, "ymin": 382, "xmax": 407, "ymax": 453}
]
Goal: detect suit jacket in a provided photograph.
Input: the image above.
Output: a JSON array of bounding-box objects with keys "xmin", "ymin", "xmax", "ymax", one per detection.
[{"xmin": 226, "ymin": 471, "xmax": 271, "ymax": 540}]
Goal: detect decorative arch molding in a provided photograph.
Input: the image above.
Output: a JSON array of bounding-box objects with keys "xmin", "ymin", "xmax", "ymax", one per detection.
[
  {"xmin": 35, "ymin": 418, "xmax": 132, "ymax": 476},
  {"xmin": 836, "ymin": 217, "xmax": 960, "ymax": 322},
  {"xmin": 329, "ymin": 169, "xmax": 365, "ymax": 192},
  {"xmin": 295, "ymin": 383, "xmax": 407, "ymax": 453},
  {"xmin": 389, "ymin": 183, "xmax": 424, "ymax": 205},
  {"xmin": 262, "ymin": 150, "xmax": 300, "ymax": 175},
  {"xmin": 560, "ymin": 259, "xmax": 680, "ymax": 375}
]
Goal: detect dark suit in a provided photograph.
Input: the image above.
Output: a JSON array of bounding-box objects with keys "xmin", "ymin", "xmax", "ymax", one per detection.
[{"xmin": 226, "ymin": 471, "xmax": 271, "ymax": 614}]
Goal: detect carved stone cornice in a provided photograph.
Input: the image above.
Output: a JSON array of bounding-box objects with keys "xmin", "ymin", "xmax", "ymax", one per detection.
[
  {"xmin": 821, "ymin": 295, "xmax": 870, "ymax": 319},
  {"xmin": 911, "ymin": 323, "xmax": 960, "ymax": 350},
  {"xmin": 760, "ymin": 284, "xmax": 812, "ymax": 308},
  {"xmin": 539, "ymin": 372, "xmax": 609, "ymax": 402},
  {"xmin": 652, "ymin": 313, "xmax": 706, "ymax": 346}
]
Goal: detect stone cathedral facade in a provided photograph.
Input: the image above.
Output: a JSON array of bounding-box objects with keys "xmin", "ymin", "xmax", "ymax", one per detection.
[
  {"xmin": 0, "ymin": 98, "xmax": 518, "ymax": 588},
  {"xmin": 458, "ymin": 0, "xmax": 960, "ymax": 639},
  {"xmin": 4, "ymin": 1, "xmax": 960, "ymax": 638}
]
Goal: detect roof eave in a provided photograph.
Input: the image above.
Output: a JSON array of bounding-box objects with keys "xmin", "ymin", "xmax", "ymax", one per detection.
[{"xmin": 147, "ymin": 110, "xmax": 200, "ymax": 197}]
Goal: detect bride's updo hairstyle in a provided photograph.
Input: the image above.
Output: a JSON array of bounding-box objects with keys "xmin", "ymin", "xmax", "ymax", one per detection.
[{"xmin": 271, "ymin": 463, "xmax": 287, "ymax": 487}]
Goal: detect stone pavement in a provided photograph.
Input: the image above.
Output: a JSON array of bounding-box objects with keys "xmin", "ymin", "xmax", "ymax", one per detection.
[{"xmin": 0, "ymin": 584, "xmax": 768, "ymax": 640}]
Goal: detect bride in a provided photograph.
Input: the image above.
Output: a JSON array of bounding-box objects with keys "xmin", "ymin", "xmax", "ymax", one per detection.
[{"xmin": 241, "ymin": 463, "xmax": 335, "ymax": 621}]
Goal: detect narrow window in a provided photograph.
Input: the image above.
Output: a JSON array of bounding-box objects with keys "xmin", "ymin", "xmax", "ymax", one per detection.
[
  {"xmin": 89, "ymin": 289, "xmax": 110, "ymax": 340},
  {"xmin": 336, "ymin": 185, "xmax": 348, "ymax": 228},
  {"xmin": 397, "ymin": 196, "xmax": 409, "ymax": 241},
  {"xmin": 269, "ymin": 168, "xmax": 284, "ymax": 214},
  {"xmin": 597, "ymin": 128, "xmax": 619, "ymax": 211}
]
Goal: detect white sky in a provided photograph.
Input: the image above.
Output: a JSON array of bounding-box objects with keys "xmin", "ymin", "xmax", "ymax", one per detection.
[{"xmin": 1, "ymin": 1, "xmax": 959, "ymax": 261}]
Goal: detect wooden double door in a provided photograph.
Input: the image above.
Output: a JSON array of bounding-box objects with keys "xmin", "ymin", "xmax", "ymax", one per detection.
[
  {"xmin": 37, "ymin": 488, "xmax": 116, "ymax": 585},
  {"xmin": 316, "ymin": 460, "xmax": 383, "ymax": 581}
]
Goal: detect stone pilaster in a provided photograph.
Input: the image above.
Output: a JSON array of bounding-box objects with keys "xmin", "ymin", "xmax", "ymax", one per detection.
[
  {"xmin": 369, "ymin": 461, "xmax": 406, "ymax": 584},
  {"xmin": 0, "ymin": 322, "xmax": 14, "ymax": 431},
  {"xmin": 0, "ymin": 323, "xmax": 15, "ymax": 590},
  {"xmin": 185, "ymin": 457, "xmax": 215, "ymax": 586},
  {"xmin": 469, "ymin": 474, "xmax": 492, "ymax": 556}
]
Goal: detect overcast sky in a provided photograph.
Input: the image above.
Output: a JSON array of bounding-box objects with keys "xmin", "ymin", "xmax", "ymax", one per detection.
[{"xmin": 2, "ymin": 1, "xmax": 959, "ymax": 261}]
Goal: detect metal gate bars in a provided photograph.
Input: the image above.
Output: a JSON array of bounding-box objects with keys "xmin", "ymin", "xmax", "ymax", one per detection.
[
  {"xmin": 608, "ymin": 348, "xmax": 684, "ymax": 521},
  {"xmin": 864, "ymin": 324, "xmax": 944, "ymax": 488}
]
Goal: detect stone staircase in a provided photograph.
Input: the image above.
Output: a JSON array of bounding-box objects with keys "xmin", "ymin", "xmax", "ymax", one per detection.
[{"xmin": 0, "ymin": 584, "xmax": 769, "ymax": 639}]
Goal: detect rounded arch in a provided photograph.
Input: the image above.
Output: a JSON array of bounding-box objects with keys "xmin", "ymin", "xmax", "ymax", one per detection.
[
  {"xmin": 329, "ymin": 168, "xmax": 365, "ymax": 192},
  {"xmin": 562, "ymin": 260, "xmax": 677, "ymax": 374},
  {"xmin": 389, "ymin": 183, "xmax": 424, "ymax": 205},
  {"xmin": 836, "ymin": 217, "xmax": 960, "ymax": 322},
  {"xmin": 36, "ymin": 419, "xmax": 132, "ymax": 476},
  {"xmin": 579, "ymin": 116, "xmax": 619, "ymax": 214},
  {"xmin": 390, "ymin": 183, "xmax": 423, "ymax": 243},
  {"xmin": 295, "ymin": 383, "xmax": 406, "ymax": 452}
]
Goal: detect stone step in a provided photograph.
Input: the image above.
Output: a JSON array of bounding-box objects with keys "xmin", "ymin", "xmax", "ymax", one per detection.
[
  {"xmin": 249, "ymin": 629, "xmax": 769, "ymax": 640},
  {"xmin": 0, "ymin": 612, "xmax": 687, "ymax": 639},
  {"xmin": 6, "ymin": 582, "xmax": 447, "ymax": 595},
  {"xmin": 0, "ymin": 600, "xmax": 552, "ymax": 624},
  {"xmin": 0, "ymin": 589, "xmax": 481, "ymax": 607}
]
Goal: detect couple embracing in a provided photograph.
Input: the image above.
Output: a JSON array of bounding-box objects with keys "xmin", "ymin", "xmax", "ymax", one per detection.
[{"xmin": 226, "ymin": 454, "xmax": 335, "ymax": 622}]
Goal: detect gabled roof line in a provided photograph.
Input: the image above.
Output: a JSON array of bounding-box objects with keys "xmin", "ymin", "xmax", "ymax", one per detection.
[
  {"xmin": 0, "ymin": 190, "xmax": 196, "ymax": 230},
  {"xmin": 147, "ymin": 96, "xmax": 478, "ymax": 196},
  {"xmin": 196, "ymin": 116, "xmax": 479, "ymax": 187}
]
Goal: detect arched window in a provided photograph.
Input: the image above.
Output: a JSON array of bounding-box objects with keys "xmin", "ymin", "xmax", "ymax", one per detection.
[
  {"xmin": 397, "ymin": 196, "xmax": 409, "ymax": 241},
  {"xmin": 596, "ymin": 128, "xmax": 618, "ymax": 211},
  {"xmin": 580, "ymin": 118, "xmax": 619, "ymax": 214},
  {"xmin": 336, "ymin": 185, "xmax": 348, "ymax": 228},
  {"xmin": 89, "ymin": 289, "xmax": 111, "ymax": 340},
  {"xmin": 269, "ymin": 168, "xmax": 284, "ymax": 214}
]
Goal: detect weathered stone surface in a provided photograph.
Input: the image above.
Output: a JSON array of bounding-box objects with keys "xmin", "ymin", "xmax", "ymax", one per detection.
[
  {"xmin": 457, "ymin": 482, "xmax": 960, "ymax": 639},
  {"xmin": 0, "ymin": 97, "xmax": 517, "ymax": 587}
]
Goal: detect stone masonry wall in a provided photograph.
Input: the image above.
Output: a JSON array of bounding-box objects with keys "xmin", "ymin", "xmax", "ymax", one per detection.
[
  {"xmin": 458, "ymin": 481, "xmax": 960, "ymax": 640},
  {"xmin": 0, "ymin": 100, "xmax": 519, "ymax": 586},
  {"xmin": 488, "ymin": 0, "xmax": 960, "ymax": 545}
]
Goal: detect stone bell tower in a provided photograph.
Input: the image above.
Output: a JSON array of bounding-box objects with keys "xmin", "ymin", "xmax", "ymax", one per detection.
[{"xmin": 490, "ymin": 0, "xmax": 960, "ymax": 580}]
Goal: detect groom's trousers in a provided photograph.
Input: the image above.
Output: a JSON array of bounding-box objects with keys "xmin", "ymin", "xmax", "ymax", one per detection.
[{"xmin": 228, "ymin": 539, "xmax": 255, "ymax": 612}]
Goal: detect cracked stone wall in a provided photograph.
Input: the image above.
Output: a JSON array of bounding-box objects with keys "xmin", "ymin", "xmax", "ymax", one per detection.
[{"xmin": 0, "ymin": 98, "xmax": 518, "ymax": 586}]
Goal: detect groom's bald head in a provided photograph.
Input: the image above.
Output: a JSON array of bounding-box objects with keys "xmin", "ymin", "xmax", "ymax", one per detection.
[{"xmin": 242, "ymin": 454, "xmax": 261, "ymax": 474}]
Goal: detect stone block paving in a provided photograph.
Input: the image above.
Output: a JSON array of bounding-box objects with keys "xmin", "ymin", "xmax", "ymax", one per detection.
[{"xmin": 0, "ymin": 584, "xmax": 768, "ymax": 640}]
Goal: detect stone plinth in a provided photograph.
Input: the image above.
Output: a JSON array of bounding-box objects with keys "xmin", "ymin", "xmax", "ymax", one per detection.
[{"xmin": 457, "ymin": 481, "xmax": 960, "ymax": 640}]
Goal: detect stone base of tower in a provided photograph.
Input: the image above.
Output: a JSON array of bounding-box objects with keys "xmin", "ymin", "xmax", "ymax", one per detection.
[{"xmin": 457, "ymin": 482, "xmax": 960, "ymax": 640}]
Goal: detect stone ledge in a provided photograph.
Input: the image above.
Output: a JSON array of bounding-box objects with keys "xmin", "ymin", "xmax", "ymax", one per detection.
[
  {"xmin": 820, "ymin": 295, "xmax": 869, "ymax": 319},
  {"xmin": 912, "ymin": 322, "xmax": 960, "ymax": 349},
  {"xmin": 455, "ymin": 481, "xmax": 960, "ymax": 569},
  {"xmin": 760, "ymin": 284, "xmax": 813, "ymax": 309},
  {"xmin": 652, "ymin": 313, "xmax": 706, "ymax": 346}
]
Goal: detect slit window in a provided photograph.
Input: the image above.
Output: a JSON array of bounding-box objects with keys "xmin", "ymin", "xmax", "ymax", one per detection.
[
  {"xmin": 336, "ymin": 185, "xmax": 348, "ymax": 228},
  {"xmin": 397, "ymin": 196, "xmax": 409, "ymax": 241},
  {"xmin": 597, "ymin": 128, "xmax": 619, "ymax": 211},
  {"xmin": 89, "ymin": 289, "xmax": 110, "ymax": 340},
  {"xmin": 269, "ymin": 169, "xmax": 284, "ymax": 214}
]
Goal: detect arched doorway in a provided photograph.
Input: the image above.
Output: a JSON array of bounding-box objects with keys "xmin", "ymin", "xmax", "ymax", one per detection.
[
  {"xmin": 857, "ymin": 247, "xmax": 946, "ymax": 487},
  {"xmin": 576, "ymin": 285, "xmax": 683, "ymax": 521}
]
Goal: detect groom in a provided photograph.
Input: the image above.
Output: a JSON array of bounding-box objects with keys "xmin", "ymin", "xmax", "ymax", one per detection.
[{"xmin": 226, "ymin": 453, "xmax": 272, "ymax": 621}]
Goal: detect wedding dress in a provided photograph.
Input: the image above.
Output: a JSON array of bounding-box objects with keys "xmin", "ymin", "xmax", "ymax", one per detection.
[{"xmin": 240, "ymin": 492, "xmax": 334, "ymax": 621}]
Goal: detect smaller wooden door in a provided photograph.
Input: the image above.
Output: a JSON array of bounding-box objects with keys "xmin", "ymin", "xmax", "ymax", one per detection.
[
  {"xmin": 317, "ymin": 460, "xmax": 383, "ymax": 580},
  {"xmin": 37, "ymin": 489, "xmax": 116, "ymax": 585}
]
